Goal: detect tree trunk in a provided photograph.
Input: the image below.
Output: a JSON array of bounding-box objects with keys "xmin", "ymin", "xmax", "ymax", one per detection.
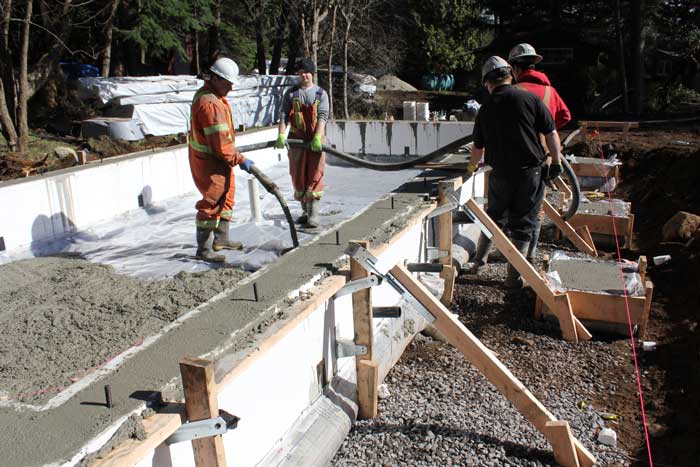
[
  {"xmin": 17, "ymin": 0, "xmax": 32, "ymax": 153},
  {"xmin": 630, "ymin": 0, "xmax": 644, "ymax": 115},
  {"xmin": 254, "ymin": 26, "xmax": 267, "ymax": 74},
  {"xmin": 327, "ymin": 4, "xmax": 336, "ymax": 119},
  {"xmin": 343, "ymin": 22, "xmax": 350, "ymax": 119},
  {"xmin": 101, "ymin": 0, "xmax": 121, "ymax": 77},
  {"xmin": 285, "ymin": 14, "xmax": 300, "ymax": 75},
  {"xmin": 310, "ymin": 2, "xmax": 329, "ymax": 84},
  {"xmin": 269, "ymin": 0, "xmax": 287, "ymax": 75},
  {"xmin": 192, "ymin": 31, "xmax": 200, "ymax": 75},
  {"xmin": 613, "ymin": 0, "xmax": 629, "ymax": 114},
  {"xmin": 208, "ymin": 0, "xmax": 222, "ymax": 65},
  {"xmin": 0, "ymin": 0, "xmax": 18, "ymax": 150}
]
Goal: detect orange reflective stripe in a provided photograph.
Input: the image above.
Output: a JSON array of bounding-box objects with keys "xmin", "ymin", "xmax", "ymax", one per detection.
[{"xmin": 543, "ymin": 86, "xmax": 552, "ymax": 111}]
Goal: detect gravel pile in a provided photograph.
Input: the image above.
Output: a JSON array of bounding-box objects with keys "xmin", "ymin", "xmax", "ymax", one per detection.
[{"xmin": 331, "ymin": 243, "xmax": 636, "ymax": 466}]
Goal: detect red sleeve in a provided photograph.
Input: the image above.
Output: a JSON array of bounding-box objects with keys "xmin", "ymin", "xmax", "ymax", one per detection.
[{"xmin": 552, "ymin": 89, "xmax": 571, "ymax": 129}]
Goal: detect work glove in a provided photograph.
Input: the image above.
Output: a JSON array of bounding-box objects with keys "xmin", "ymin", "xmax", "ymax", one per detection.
[
  {"xmin": 545, "ymin": 162, "xmax": 563, "ymax": 181},
  {"xmin": 309, "ymin": 134, "xmax": 323, "ymax": 153},
  {"xmin": 466, "ymin": 162, "xmax": 478, "ymax": 175},
  {"xmin": 274, "ymin": 133, "xmax": 287, "ymax": 150},
  {"xmin": 239, "ymin": 159, "xmax": 254, "ymax": 173}
]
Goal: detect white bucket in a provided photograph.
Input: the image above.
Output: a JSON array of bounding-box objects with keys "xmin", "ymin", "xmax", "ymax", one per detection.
[
  {"xmin": 402, "ymin": 101, "xmax": 416, "ymax": 120},
  {"xmin": 416, "ymin": 102, "xmax": 429, "ymax": 121}
]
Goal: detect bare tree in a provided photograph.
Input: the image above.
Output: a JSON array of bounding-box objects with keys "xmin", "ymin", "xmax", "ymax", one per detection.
[
  {"xmin": 613, "ymin": 0, "xmax": 629, "ymax": 113},
  {"xmin": 101, "ymin": 0, "xmax": 121, "ymax": 77},
  {"xmin": 0, "ymin": 0, "xmax": 75, "ymax": 152},
  {"xmin": 326, "ymin": 2, "xmax": 336, "ymax": 119},
  {"xmin": 242, "ymin": 0, "xmax": 270, "ymax": 73},
  {"xmin": 338, "ymin": 0, "xmax": 374, "ymax": 119},
  {"xmin": 269, "ymin": 0, "xmax": 288, "ymax": 75}
]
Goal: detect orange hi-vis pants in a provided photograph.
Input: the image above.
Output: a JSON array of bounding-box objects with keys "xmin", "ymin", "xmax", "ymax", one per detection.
[{"xmin": 288, "ymin": 90, "xmax": 325, "ymax": 202}]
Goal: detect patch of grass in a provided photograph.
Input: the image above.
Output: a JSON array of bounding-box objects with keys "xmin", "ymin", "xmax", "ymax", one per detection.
[{"xmin": 0, "ymin": 130, "xmax": 82, "ymax": 162}]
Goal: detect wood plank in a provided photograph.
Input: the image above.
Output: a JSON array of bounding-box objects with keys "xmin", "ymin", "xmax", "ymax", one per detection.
[
  {"xmin": 350, "ymin": 240, "xmax": 377, "ymax": 419},
  {"xmin": 625, "ymin": 213, "xmax": 635, "ymax": 248},
  {"xmin": 357, "ymin": 360, "xmax": 379, "ymax": 419},
  {"xmin": 441, "ymin": 265, "xmax": 456, "ymax": 307},
  {"xmin": 93, "ymin": 404, "xmax": 186, "ymax": 467},
  {"xmin": 389, "ymin": 264, "xmax": 596, "ymax": 467},
  {"xmin": 566, "ymin": 291, "xmax": 646, "ymax": 323},
  {"xmin": 575, "ymin": 225, "xmax": 597, "ymax": 257},
  {"xmin": 543, "ymin": 200, "xmax": 597, "ymax": 256},
  {"xmin": 639, "ymin": 281, "xmax": 654, "ymax": 338},
  {"xmin": 464, "ymin": 198, "xmax": 591, "ymax": 342},
  {"xmin": 570, "ymin": 163, "xmax": 617, "ymax": 178},
  {"xmin": 544, "ymin": 420, "xmax": 581, "ymax": 467},
  {"xmin": 438, "ymin": 181, "xmax": 455, "ymax": 306},
  {"xmin": 553, "ymin": 294, "xmax": 579, "ymax": 342},
  {"xmin": 578, "ymin": 120, "xmax": 640, "ymax": 129},
  {"xmin": 638, "ymin": 256, "xmax": 647, "ymax": 284},
  {"xmin": 180, "ymin": 357, "xmax": 226, "ymax": 467},
  {"xmin": 554, "ymin": 176, "xmax": 573, "ymax": 199},
  {"xmin": 568, "ymin": 213, "xmax": 632, "ymax": 237}
]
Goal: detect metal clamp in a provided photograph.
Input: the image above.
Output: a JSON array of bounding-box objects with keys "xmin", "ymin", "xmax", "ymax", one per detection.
[
  {"xmin": 345, "ymin": 243, "xmax": 435, "ymax": 324},
  {"xmin": 166, "ymin": 410, "xmax": 240, "ymax": 445},
  {"xmin": 336, "ymin": 339, "xmax": 369, "ymax": 358},
  {"xmin": 334, "ymin": 275, "xmax": 381, "ymax": 298}
]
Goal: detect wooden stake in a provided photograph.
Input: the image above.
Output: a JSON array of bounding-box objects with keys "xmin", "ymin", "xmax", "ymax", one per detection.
[
  {"xmin": 179, "ymin": 357, "xmax": 226, "ymax": 467},
  {"xmin": 350, "ymin": 240, "xmax": 378, "ymax": 419},
  {"xmin": 437, "ymin": 181, "xmax": 455, "ymax": 306},
  {"xmin": 639, "ymin": 281, "xmax": 654, "ymax": 338},
  {"xmin": 544, "ymin": 420, "xmax": 581, "ymax": 467},
  {"xmin": 388, "ymin": 264, "xmax": 596, "ymax": 467}
]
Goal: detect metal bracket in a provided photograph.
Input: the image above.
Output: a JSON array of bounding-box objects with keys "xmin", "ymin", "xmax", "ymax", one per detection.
[
  {"xmin": 334, "ymin": 275, "xmax": 381, "ymax": 298},
  {"xmin": 345, "ymin": 243, "xmax": 436, "ymax": 323},
  {"xmin": 165, "ymin": 410, "xmax": 240, "ymax": 445},
  {"xmin": 336, "ymin": 339, "xmax": 368, "ymax": 358}
]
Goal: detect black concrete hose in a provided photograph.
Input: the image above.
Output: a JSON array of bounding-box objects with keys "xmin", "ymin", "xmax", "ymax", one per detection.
[{"xmin": 247, "ymin": 164, "xmax": 299, "ymax": 249}]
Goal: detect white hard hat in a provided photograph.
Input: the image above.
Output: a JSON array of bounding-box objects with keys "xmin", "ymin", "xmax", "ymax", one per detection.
[
  {"xmin": 508, "ymin": 43, "xmax": 543, "ymax": 64},
  {"xmin": 210, "ymin": 57, "xmax": 239, "ymax": 83},
  {"xmin": 481, "ymin": 56, "xmax": 511, "ymax": 83}
]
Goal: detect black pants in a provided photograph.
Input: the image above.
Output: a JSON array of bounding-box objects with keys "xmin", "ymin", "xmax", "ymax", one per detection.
[{"xmin": 487, "ymin": 167, "xmax": 545, "ymax": 242}]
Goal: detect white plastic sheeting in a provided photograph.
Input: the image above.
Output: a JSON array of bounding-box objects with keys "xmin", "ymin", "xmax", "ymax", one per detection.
[
  {"xmin": 11, "ymin": 161, "xmax": 419, "ymax": 279},
  {"xmin": 78, "ymin": 74, "xmax": 299, "ymax": 136}
]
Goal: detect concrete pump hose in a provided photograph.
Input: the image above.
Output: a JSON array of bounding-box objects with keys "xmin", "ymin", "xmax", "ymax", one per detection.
[
  {"xmin": 248, "ymin": 164, "xmax": 299, "ymax": 248},
  {"xmin": 237, "ymin": 135, "xmax": 474, "ymax": 172},
  {"xmin": 559, "ymin": 156, "xmax": 580, "ymax": 220}
]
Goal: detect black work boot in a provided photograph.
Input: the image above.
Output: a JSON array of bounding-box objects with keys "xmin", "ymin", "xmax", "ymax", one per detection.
[
  {"xmin": 212, "ymin": 219, "xmax": 243, "ymax": 251},
  {"xmin": 196, "ymin": 227, "xmax": 226, "ymax": 263},
  {"xmin": 527, "ymin": 220, "xmax": 542, "ymax": 263},
  {"xmin": 305, "ymin": 199, "xmax": 320, "ymax": 229},
  {"xmin": 504, "ymin": 239, "xmax": 530, "ymax": 288},
  {"xmin": 467, "ymin": 232, "xmax": 493, "ymax": 274},
  {"xmin": 296, "ymin": 202, "xmax": 309, "ymax": 224}
]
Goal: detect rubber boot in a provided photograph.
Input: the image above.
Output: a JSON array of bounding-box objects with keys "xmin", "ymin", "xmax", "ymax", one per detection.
[
  {"xmin": 467, "ymin": 233, "xmax": 493, "ymax": 274},
  {"xmin": 196, "ymin": 227, "xmax": 226, "ymax": 263},
  {"xmin": 212, "ymin": 219, "xmax": 243, "ymax": 251},
  {"xmin": 527, "ymin": 220, "xmax": 542, "ymax": 263},
  {"xmin": 504, "ymin": 239, "xmax": 530, "ymax": 288},
  {"xmin": 296, "ymin": 202, "xmax": 309, "ymax": 225},
  {"xmin": 305, "ymin": 199, "xmax": 320, "ymax": 229}
]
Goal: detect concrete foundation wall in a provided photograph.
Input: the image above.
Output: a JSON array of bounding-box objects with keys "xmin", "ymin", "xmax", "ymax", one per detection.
[
  {"xmin": 0, "ymin": 128, "xmax": 280, "ymax": 254},
  {"xmin": 119, "ymin": 219, "xmax": 429, "ymax": 467},
  {"xmin": 326, "ymin": 121, "xmax": 474, "ymax": 157}
]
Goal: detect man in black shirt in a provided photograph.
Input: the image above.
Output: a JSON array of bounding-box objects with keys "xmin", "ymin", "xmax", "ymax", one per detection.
[{"xmin": 466, "ymin": 56, "xmax": 563, "ymax": 287}]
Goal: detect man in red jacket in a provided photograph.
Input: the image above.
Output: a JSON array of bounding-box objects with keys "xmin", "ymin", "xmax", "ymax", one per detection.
[{"xmin": 508, "ymin": 43, "xmax": 572, "ymax": 263}]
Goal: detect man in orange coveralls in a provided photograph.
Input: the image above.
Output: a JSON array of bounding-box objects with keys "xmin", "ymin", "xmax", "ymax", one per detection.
[
  {"xmin": 189, "ymin": 57, "xmax": 255, "ymax": 262},
  {"xmin": 274, "ymin": 58, "xmax": 330, "ymax": 229},
  {"xmin": 509, "ymin": 43, "xmax": 572, "ymax": 263}
]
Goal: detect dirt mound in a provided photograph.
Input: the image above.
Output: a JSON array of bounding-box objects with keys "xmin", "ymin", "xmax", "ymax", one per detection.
[{"xmin": 375, "ymin": 74, "xmax": 418, "ymax": 92}]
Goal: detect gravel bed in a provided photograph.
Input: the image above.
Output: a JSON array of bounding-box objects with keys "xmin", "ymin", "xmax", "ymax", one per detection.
[{"xmin": 331, "ymin": 243, "xmax": 636, "ymax": 467}]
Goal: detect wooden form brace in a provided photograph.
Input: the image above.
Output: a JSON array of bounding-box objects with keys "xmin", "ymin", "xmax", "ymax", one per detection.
[
  {"xmin": 180, "ymin": 357, "xmax": 227, "ymax": 467},
  {"xmin": 437, "ymin": 181, "xmax": 457, "ymax": 306},
  {"xmin": 464, "ymin": 198, "xmax": 592, "ymax": 342},
  {"xmin": 390, "ymin": 265, "xmax": 596, "ymax": 467},
  {"xmin": 579, "ymin": 120, "xmax": 639, "ymax": 143},
  {"xmin": 542, "ymin": 200, "xmax": 597, "ymax": 256},
  {"xmin": 350, "ymin": 240, "xmax": 379, "ymax": 419}
]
